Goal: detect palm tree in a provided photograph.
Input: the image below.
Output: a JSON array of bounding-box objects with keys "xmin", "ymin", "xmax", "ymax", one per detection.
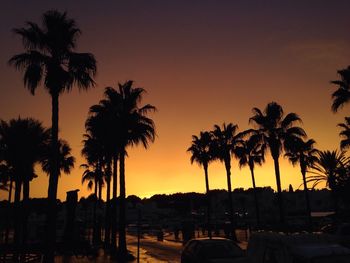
[
  {"xmin": 86, "ymin": 102, "xmax": 117, "ymax": 247},
  {"xmin": 81, "ymin": 134, "xmax": 105, "ymax": 246},
  {"xmin": 0, "ymin": 117, "xmax": 48, "ymax": 256},
  {"xmin": 40, "ymin": 139, "xmax": 75, "ymax": 177},
  {"xmin": 187, "ymin": 131, "xmax": 214, "ymax": 238},
  {"xmin": 0, "ymin": 164, "xmax": 11, "ymax": 191},
  {"xmin": 235, "ymin": 135, "xmax": 265, "ymax": 227},
  {"xmin": 338, "ymin": 117, "xmax": 350, "ymax": 150},
  {"xmin": 9, "ymin": 10, "xmax": 96, "ymax": 262},
  {"xmin": 249, "ymin": 102, "xmax": 306, "ymax": 225},
  {"xmin": 308, "ymin": 150, "xmax": 349, "ymax": 214},
  {"xmin": 211, "ymin": 123, "xmax": 241, "ymax": 240},
  {"xmin": 284, "ymin": 138, "xmax": 318, "ymax": 229},
  {"xmin": 107, "ymin": 81, "xmax": 156, "ymax": 258},
  {"xmin": 330, "ymin": 66, "xmax": 350, "ymax": 112}
]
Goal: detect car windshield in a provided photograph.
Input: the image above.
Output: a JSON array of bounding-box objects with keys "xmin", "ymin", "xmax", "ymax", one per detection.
[{"xmin": 199, "ymin": 241, "xmax": 243, "ymax": 259}]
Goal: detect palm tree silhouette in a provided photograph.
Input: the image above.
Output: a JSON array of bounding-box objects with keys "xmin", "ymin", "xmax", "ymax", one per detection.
[
  {"xmin": 86, "ymin": 93, "xmax": 120, "ymax": 248},
  {"xmin": 330, "ymin": 66, "xmax": 350, "ymax": 112},
  {"xmin": 308, "ymin": 150, "xmax": 349, "ymax": 214},
  {"xmin": 235, "ymin": 135, "xmax": 265, "ymax": 227},
  {"xmin": 187, "ymin": 131, "xmax": 214, "ymax": 238},
  {"xmin": 0, "ymin": 117, "xmax": 48, "ymax": 258},
  {"xmin": 111, "ymin": 81, "xmax": 156, "ymax": 258},
  {"xmin": 81, "ymin": 134, "xmax": 105, "ymax": 245},
  {"xmin": 249, "ymin": 102, "xmax": 305, "ymax": 225},
  {"xmin": 338, "ymin": 117, "xmax": 350, "ymax": 150},
  {"xmin": 9, "ymin": 10, "xmax": 96, "ymax": 261},
  {"xmin": 284, "ymin": 138, "xmax": 318, "ymax": 229},
  {"xmin": 211, "ymin": 123, "xmax": 241, "ymax": 240},
  {"xmin": 40, "ymin": 139, "xmax": 75, "ymax": 177},
  {"xmin": 0, "ymin": 163, "xmax": 14, "ymax": 244}
]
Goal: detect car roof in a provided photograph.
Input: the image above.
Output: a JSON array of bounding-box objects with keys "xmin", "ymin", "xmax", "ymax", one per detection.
[
  {"xmin": 292, "ymin": 244, "xmax": 350, "ymax": 259},
  {"xmin": 189, "ymin": 237, "xmax": 234, "ymax": 243}
]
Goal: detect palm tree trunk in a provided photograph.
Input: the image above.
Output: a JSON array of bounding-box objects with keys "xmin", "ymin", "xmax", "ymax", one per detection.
[
  {"xmin": 92, "ymin": 177, "xmax": 98, "ymax": 245},
  {"xmin": 118, "ymin": 150, "xmax": 127, "ymax": 258},
  {"xmin": 224, "ymin": 158, "xmax": 237, "ymax": 241},
  {"xmin": 104, "ymin": 161, "xmax": 111, "ymax": 246},
  {"xmin": 272, "ymin": 156, "xmax": 285, "ymax": 225},
  {"xmin": 111, "ymin": 155, "xmax": 118, "ymax": 250},
  {"xmin": 45, "ymin": 91, "xmax": 60, "ymax": 263},
  {"xmin": 98, "ymin": 182, "xmax": 102, "ymax": 201},
  {"xmin": 21, "ymin": 178, "xmax": 30, "ymax": 262},
  {"xmin": 249, "ymin": 165, "xmax": 260, "ymax": 228},
  {"xmin": 301, "ymin": 169, "xmax": 312, "ymax": 231},
  {"xmin": 13, "ymin": 178, "xmax": 22, "ymax": 261},
  {"xmin": 203, "ymin": 164, "xmax": 212, "ymax": 239},
  {"xmin": 5, "ymin": 177, "xmax": 14, "ymax": 244}
]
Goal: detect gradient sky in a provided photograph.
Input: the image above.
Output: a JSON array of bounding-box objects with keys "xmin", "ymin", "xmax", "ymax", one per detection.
[{"xmin": 1, "ymin": 0, "xmax": 350, "ymax": 201}]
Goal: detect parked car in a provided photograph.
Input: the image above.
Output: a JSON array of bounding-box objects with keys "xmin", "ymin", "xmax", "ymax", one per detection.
[
  {"xmin": 321, "ymin": 223, "xmax": 350, "ymax": 248},
  {"xmin": 247, "ymin": 232, "xmax": 350, "ymax": 263},
  {"xmin": 181, "ymin": 237, "xmax": 247, "ymax": 263}
]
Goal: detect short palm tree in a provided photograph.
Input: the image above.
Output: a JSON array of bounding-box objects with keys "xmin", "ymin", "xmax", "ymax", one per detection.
[
  {"xmin": 249, "ymin": 102, "xmax": 306, "ymax": 225},
  {"xmin": 211, "ymin": 123, "xmax": 241, "ymax": 240},
  {"xmin": 338, "ymin": 117, "xmax": 350, "ymax": 150},
  {"xmin": 81, "ymin": 134, "xmax": 105, "ymax": 246},
  {"xmin": 330, "ymin": 66, "xmax": 350, "ymax": 112},
  {"xmin": 308, "ymin": 150, "xmax": 349, "ymax": 214},
  {"xmin": 187, "ymin": 131, "xmax": 214, "ymax": 238},
  {"xmin": 9, "ymin": 10, "xmax": 96, "ymax": 261},
  {"xmin": 0, "ymin": 117, "xmax": 48, "ymax": 254},
  {"xmin": 235, "ymin": 135, "xmax": 265, "ymax": 227},
  {"xmin": 284, "ymin": 138, "xmax": 318, "ymax": 229},
  {"xmin": 40, "ymin": 139, "xmax": 75, "ymax": 177}
]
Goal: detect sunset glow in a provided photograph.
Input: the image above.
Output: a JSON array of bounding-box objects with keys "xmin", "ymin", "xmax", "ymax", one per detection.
[{"xmin": 1, "ymin": 1, "xmax": 350, "ymax": 201}]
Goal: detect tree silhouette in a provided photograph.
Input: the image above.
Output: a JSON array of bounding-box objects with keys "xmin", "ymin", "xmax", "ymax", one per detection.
[
  {"xmin": 110, "ymin": 81, "xmax": 156, "ymax": 258},
  {"xmin": 9, "ymin": 10, "xmax": 96, "ymax": 262},
  {"xmin": 41, "ymin": 139, "xmax": 75, "ymax": 177},
  {"xmin": 284, "ymin": 138, "xmax": 318, "ymax": 229},
  {"xmin": 308, "ymin": 150, "xmax": 349, "ymax": 214},
  {"xmin": 81, "ymin": 134, "xmax": 105, "ymax": 245},
  {"xmin": 86, "ymin": 91, "xmax": 121, "ymax": 248},
  {"xmin": 331, "ymin": 66, "xmax": 350, "ymax": 112},
  {"xmin": 235, "ymin": 135, "xmax": 265, "ymax": 227},
  {"xmin": 249, "ymin": 102, "xmax": 305, "ymax": 225},
  {"xmin": 187, "ymin": 131, "xmax": 214, "ymax": 238},
  {"xmin": 211, "ymin": 123, "xmax": 241, "ymax": 240},
  {"xmin": 0, "ymin": 117, "xmax": 48, "ymax": 257},
  {"xmin": 338, "ymin": 117, "xmax": 350, "ymax": 150}
]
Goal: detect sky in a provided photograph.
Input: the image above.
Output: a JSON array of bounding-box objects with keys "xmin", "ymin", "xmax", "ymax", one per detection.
[{"xmin": 0, "ymin": 0, "xmax": 350, "ymax": 201}]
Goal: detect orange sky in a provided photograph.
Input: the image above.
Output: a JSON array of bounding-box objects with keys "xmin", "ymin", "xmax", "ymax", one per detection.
[{"xmin": 1, "ymin": 1, "xmax": 350, "ymax": 201}]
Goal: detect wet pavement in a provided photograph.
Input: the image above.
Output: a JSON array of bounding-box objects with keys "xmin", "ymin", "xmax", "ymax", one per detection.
[{"xmin": 54, "ymin": 235, "xmax": 182, "ymax": 263}]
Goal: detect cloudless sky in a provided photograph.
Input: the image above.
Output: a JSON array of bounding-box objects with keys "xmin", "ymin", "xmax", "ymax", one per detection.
[{"xmin": 1, "ymin": 0, "xmax": 350, "ymax": 201}]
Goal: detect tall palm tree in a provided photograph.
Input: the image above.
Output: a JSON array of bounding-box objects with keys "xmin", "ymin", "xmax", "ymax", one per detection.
[
  {"xmin": 108, "ymin": 81, "xmax": 156, "ymax": 258},
  {"xmin": 308, "ymin": 150, "xmax": 349, "ymax": 214},
  {"xmin": 330, "ymin": 66, "xmax": 350, "ymax": 112},
  {"xmin": 187, "ymin": 131, "xmax": 214, "ymax": 238},
  {"xmin": 9, "ymin": 10, "xmax": 96, "ymax": 262},
  {"xmin": 235, "ymin": 135, "xmax": 265, "ymax": 227},
  {"xmin": 86, "ymin": 101, "xmax": 117, "ymax": 247},
  {"xmin": 249, "ymin": 102, "xmax": 306, "ymax": 225},
  {"xmin": 284, "ymin": 138, "xmax": 318, "ymax": 229},
  {"xmin": 338, "ymin": 117, "xmax": 350, "ymax": 150},
  {"xmin": 211, "ymin": 123, "xmax": 241, "ymax": 240}
]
